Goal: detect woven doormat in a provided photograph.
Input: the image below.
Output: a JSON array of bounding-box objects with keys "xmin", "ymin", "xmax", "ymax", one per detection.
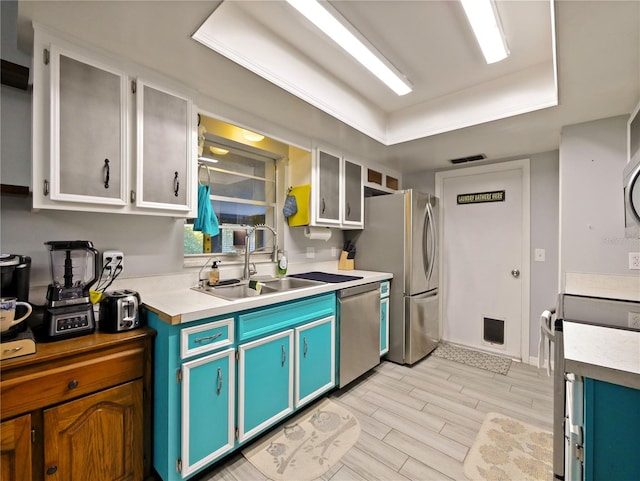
[{"xmin": 432, "ymin": 343, "xmax": 512, "ymax": 375}]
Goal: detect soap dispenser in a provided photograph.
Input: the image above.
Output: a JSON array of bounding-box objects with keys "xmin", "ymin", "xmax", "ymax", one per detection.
[{"xmin": 208, "ymin": 261, "xmax": 220, "ymax": 286}]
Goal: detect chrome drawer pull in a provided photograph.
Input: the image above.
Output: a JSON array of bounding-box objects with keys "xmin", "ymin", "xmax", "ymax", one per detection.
[
  {"xmin": 281, "ymin": 345, "xmax": 286, "ymax": 366},
  {"xmin": 216, "ymin": 367, "xmax": 223, "ymax": 395},
  {"xmin": 194, "ymin": 332, "xmax": 223, "ymax": 344},
  {"xmin": 303, "ymin": 337, "xmax": 308, "ymax": 358}
]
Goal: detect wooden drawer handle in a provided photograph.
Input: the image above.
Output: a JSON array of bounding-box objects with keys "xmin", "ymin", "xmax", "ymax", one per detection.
[{"xmin": 68, "ymin": 379, "xmax": 79, "ymax": 390}]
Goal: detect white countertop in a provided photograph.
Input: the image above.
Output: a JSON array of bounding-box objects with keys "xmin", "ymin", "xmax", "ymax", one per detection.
[
  {"xmin": 140, "ymin": 266, "xmax": 392, "ymax": 325},
  {"xmin": 564, "ymin": 321, "xmax": 640, "ymax": 388}
]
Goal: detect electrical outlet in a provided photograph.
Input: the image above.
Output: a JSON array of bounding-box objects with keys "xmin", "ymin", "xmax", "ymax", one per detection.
[
  {"xmin": 331, "ymin": 247, "xmax": 338, "ymax": 258},
  {"xmin": 629, "ymin": 312, "xmax": 640, "ymax": 329},
  {"xmin": 103, "ymin": 250, "xmax": 124, "ymax": 274},
  {"xmin": 629, "ymin": 252, "xmax": 640, "ymax": 270},
  {"xmin": 306, "ymin": 247, "xmax": 315, "ymax": 259}
]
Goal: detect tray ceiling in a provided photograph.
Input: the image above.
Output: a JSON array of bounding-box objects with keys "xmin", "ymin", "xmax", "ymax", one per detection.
[{"xmin": 193, "ymin": 0, "xmax": 557, "ymax": 145}]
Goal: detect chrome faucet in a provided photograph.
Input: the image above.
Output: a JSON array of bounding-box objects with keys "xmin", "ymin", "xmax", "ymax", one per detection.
[{"xmin": 242, "ymin": 224, "xmax": 278, "ymax": 280}]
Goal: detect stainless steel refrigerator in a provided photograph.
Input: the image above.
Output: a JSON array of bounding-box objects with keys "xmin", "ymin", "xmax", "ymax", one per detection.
[{"xmin": 353, "ymin": 189, "xmax": 439, "ymax": 365}]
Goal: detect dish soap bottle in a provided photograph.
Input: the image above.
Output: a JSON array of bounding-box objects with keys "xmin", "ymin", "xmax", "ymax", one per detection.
[
  {"xmin": 277, "ymin": 250, "xmax": 288, "ymax": 277},
  {"xmin": 208, "ymin": 261, "xmax": 220, "ymax": 286}
]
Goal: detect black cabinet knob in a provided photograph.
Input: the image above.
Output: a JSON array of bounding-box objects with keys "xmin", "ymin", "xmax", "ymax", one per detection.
[
  {"xmin": 46, "ymin": 465, "xmax": 58, "ymax": 475},
  {"xmin": 68, "ymin": 379, "xmax": 79, "ymax": 390}
]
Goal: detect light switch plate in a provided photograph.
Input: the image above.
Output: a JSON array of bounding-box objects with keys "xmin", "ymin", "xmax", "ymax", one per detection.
[
  {"xmin": 535, "ymin": 248, "xmax": 545, "ymax": 262},
  {"xmin": 306, "ymin": 247, "xmax": 315, "ymax": 259}
]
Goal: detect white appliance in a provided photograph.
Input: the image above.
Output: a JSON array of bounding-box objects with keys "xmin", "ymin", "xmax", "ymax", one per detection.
[
  {"xmin": 353, "ymin": 190, "xmax": 439, "ymax": 365},
  {"xmin": 623, "ymin": 100, "xmax": 640, "ymax": 238}
]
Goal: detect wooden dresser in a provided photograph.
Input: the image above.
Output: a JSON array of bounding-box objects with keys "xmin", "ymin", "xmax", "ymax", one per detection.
[{"xmin": 0, "ymin": 327, "xmax": 155, "ymax": 481}]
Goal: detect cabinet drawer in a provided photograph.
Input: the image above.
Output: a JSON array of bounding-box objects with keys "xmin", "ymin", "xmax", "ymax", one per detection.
[
  {"xmin": 0, "ymin": 347, "xmax": 144, "ymax": 419},
  {"xmin": 181, "ymin": 318, "xmax": 234, "ymax": 359},
  {"xmin": 380, "ymin": 281, "xmax": 390, "ymax": 298},
  {"xmin": 238, "ymin": 293, "xmax": 335, "ymax": 342}
]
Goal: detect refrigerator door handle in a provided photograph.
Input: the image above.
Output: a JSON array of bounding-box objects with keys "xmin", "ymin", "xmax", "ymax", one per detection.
[
  {"xmin": 426, "ymin": 201, "xmax": 436, "ymax": 284},
  {"xmin": 422, "ymin": 201, "xmax": 430, "ymax": 282}
]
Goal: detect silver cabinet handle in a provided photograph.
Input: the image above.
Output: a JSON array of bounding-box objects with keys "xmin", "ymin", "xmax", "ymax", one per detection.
[
  {"xmin": 216, "ymin": 367, "xmax": 223, "ymax": 395},
  {"xmin": 303, "ymin": 337, "xmax": 308, "ymax": 358},
  {"xmin": 194, "ymin": 332, "xmax": 223, "ymax": 344},
  {"xmin": 281, "ymin": 344, "xmax": 286, "ymax": 366}
]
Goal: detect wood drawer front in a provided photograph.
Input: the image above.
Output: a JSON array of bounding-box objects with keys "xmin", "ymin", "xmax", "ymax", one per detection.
[
  {"xmin": 180, "ymin": 318, "xmax": 234, "ymax": 360},
  {"xmin": 0, "ymin": 347, "xmax": 143, "ymax": 420}
]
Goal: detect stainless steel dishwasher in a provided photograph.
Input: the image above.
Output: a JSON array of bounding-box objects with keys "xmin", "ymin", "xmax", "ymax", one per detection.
[{"xmin": 338, "ymin": 282, "xmax": 381, "ymax": 388}]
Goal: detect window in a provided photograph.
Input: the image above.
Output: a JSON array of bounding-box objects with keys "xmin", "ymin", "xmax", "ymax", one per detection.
[{"xmin": 184, "ymin": 117, "xmax": 281, "ymax": 259}]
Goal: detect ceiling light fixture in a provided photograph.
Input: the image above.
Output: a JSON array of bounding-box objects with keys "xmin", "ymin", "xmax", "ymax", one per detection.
[
  {"xmin": 241, "ymin": 129, "xmax": 265, "ymax": 142},
  {"xmin": 285, "ymin": 0, "xmax": 412, "ymax": 96},
  {"xmin": 460, "ymin": 0, "xmax": 510, "ymax": 64},
  {"xmin": 209, "ymin": 146, "xmax": 229, "ymax": 155}
]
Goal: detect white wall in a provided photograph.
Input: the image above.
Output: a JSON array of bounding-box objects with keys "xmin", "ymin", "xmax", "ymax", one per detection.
[
  {"xmin": 559, "ymin": 115, "xmax": 640, "ymax": 280},
  {"xmin": 405, "ymin": 150, "xmax": 560, "ymax": 359}
]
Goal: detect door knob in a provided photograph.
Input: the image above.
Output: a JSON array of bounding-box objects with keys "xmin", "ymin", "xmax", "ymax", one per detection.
[{"xmin": 511, "ymin": 269, "xmax": 520, "ymax": 278}]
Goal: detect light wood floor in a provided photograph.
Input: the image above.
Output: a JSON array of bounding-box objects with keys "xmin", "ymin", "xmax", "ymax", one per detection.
[{"xmin": 196, "ymin": 355, "xmax": 553, "ymax": 481}]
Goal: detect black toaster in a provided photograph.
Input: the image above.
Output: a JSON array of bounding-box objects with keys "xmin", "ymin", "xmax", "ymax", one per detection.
[{"xmin": 99, "ymin": 289, "xmax": 141, "ymax": 333}]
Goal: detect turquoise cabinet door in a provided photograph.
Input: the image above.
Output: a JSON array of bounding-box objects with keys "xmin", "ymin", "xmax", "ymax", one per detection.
[
  {"xmin": 238, "ymin": 330, "xmax": 293, "ymax": 443},
  {"xmin": 584, "ymin": 378, "xmax": 640, "ymax": 481},
  {"xmin": 295, "ymin": 316, "xmax": 336, "ymax": 408},
  {"xmin": 380, "ymin": 297, "xmax": 389, "ymax": 355},
  {"xmin": 181, "ymin": 348, "xmax": 235, "ymax": 478}
]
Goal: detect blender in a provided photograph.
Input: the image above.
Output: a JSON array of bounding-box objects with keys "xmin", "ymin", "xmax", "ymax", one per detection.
[{"xmin": 43, "ymin": 241, "xmax": 99, "ymax": 340}]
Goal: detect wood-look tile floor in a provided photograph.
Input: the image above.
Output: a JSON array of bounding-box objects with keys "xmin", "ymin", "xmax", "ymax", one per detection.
[{"xmin": 196, "ymin": 355, "xmax": 553, "ymax": 481}]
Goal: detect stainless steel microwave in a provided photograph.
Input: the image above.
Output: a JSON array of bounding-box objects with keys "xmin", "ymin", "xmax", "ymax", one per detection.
[{"xmin": 623, "ymin": 101, "xmax": 640, "ymax": 238}]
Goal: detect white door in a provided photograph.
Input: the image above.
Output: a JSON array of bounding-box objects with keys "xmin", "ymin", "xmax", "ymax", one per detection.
[{"xmin": 437, "ymin": 160, "xmax": 529, "ymax": 360}]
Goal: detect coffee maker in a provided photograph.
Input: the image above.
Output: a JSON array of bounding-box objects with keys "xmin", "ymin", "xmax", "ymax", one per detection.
[
  {"xmin": 44, "ymin": 241, "xmax": 99, "ymax": 340},
  {"xmin": 0, "ymin": 254, "xmax": 32, "ymax": 339},
  {"xmin": 0, "ymin": 254, "xmax": 31, "ymax": 302}
]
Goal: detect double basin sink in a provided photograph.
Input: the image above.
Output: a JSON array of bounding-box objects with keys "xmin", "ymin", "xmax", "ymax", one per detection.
[{"xmin": 191, "ymin": 277, "xmax": 324, "ymax": 301}]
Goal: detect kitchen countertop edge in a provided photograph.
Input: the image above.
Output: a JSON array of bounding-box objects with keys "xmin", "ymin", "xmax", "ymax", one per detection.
[{"xmin": 141, "ymin": 269, "xmax": 392, "ymax": 324}]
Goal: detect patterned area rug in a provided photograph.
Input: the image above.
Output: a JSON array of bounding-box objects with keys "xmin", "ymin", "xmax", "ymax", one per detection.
[
  {"xmin": 242, "ymin": 398, "xmax": 360, "ymax": 481},
  {"xmin": 432, "ymin": 342, "xmax": 512, "ymax": 375},
  {"xmin": 464, "ymin": 412, "xmax": 553, "ymax": 481}
]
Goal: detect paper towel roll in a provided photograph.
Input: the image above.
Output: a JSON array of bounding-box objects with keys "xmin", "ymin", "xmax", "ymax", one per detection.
[{"xmin": 304, "ymin": 226, "xmax": 332, "ymax": 241}]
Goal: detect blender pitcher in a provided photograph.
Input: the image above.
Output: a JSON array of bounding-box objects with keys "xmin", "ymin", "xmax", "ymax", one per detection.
[{"xmin": 45, "ymin": 241, "xmax": 99, "ymax": 304}]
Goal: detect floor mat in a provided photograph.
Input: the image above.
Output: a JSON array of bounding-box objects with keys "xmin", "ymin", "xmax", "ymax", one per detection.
[
  {"xmin": 464, "ymin": 412, "xmax": 552, "ymax": 481},
  {"xmin": 242, "ymin": 398, "xmax": 360, "ymax": 481},
  {"xmin": 432, "ymin": 342, "xmax": 512, "ymax": 375}
]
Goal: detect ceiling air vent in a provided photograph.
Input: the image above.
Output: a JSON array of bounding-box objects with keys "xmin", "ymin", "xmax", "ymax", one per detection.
[{"xmin": 450, "ymin": 154, "xmax": 486, "ymax": 165}]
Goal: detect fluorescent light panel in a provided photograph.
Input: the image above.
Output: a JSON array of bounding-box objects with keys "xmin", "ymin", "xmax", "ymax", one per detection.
[
  {"xmin": 286, "ymin": 0, "xmax": 412, "ymax": 96},
  {"xmin": 460, "ymin": 0, "xmax": 509, "ymax": 64}
]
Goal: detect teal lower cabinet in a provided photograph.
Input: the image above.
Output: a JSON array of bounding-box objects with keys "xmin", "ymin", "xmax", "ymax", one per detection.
[
  {"xmin": 583, "ymin": 377, "xmax": 640, "ymax": 481},
  {"xmin": 147, "ymin": 292, "xmax": 337, "ymax": 481},
  {"xmin": 380, "ymin": 280, "xmax": 390, "ymax": 356},
  {"xmin": 181, "ymin": 348, "xmax": 235, "ymax": 477},
  {"xmin": 295, "ymin": 316, "xmax": 335, "ymax": 408},
  {"xmin": 237, "ymin": 330, "xmax": 294, "ymax": 443}
]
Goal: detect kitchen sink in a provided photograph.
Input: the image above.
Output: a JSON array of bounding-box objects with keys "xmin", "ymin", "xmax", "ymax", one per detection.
[{"xmin": 191, "ymin": 277, "xmax": 324, "ymax": 301}]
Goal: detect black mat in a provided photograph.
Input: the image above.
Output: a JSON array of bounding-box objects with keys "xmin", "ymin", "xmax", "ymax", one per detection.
[{"xmin": 289, "ymin": 271, "xmax": 363, "ymax": 283}]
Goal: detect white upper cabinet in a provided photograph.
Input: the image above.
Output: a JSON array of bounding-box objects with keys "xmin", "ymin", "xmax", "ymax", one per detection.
[
  {"xmin": 342, "ymin": 158, "xmax": 363, "ymax": 226},
  {"xmin": 49, "ymin": 46, "xmax": 128, "ymax": 206},
  {"xmin": 135, "ymin": 80, "xmax": 193, "ymax": 212},
  {"xmin": 298, "ymin": 147, "xmax": 363, "ymax": 229},
  {"xmin": 32, "ymin": 24, "xmax": 196, "ymax": 217}
]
